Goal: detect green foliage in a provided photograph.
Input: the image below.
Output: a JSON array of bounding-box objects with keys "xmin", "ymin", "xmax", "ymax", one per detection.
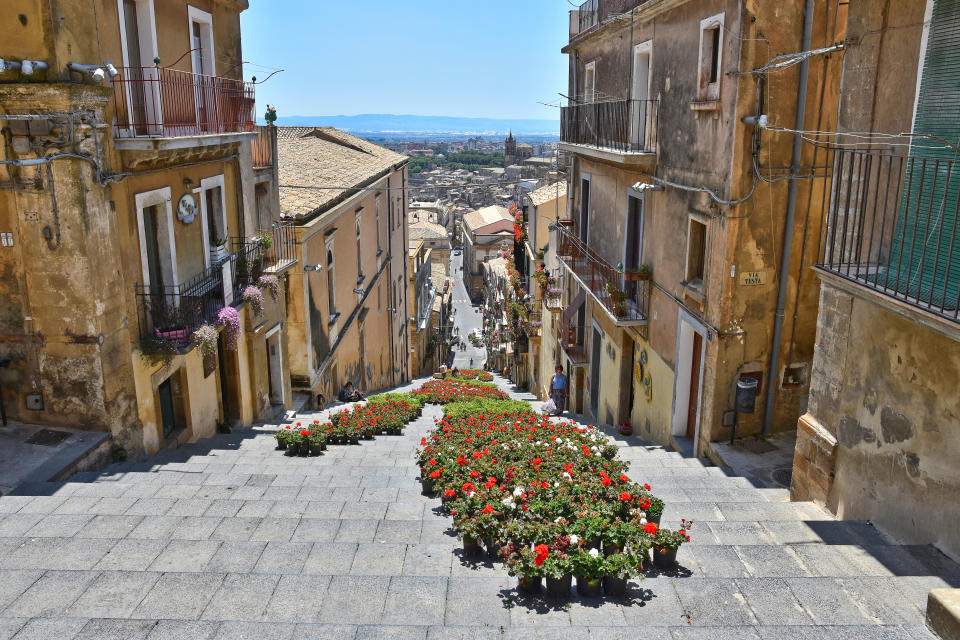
[
  {"xmin": 139, "ymin": 335, "xmax": 178, "ymax": 368},
  {"xmin": 442, "ymin": 397, "xmax": 532, "ymax": 420},
  {"xmin": 407, "ymin": 151, "xmax": 506, "ymax": 174}
]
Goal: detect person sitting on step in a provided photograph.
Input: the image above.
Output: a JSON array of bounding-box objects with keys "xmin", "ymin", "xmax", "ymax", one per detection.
[{"xmin": 338, "ymin": 381, "xmax": 364, "ymax": 403}]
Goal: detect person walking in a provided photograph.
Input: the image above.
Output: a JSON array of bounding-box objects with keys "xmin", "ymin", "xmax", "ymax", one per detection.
[{"xmin": 549, "ymin": 365, "xmax": 567, "ymax": 416}]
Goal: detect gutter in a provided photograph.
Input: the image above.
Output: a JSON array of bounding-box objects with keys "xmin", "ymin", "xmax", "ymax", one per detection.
[{"xmin": 762, "ymin": 0, "xmax": 814, "ymax": 435}]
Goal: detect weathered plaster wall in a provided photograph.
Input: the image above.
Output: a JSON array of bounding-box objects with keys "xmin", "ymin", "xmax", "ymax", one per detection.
[
  {"xmin": 629, "ymin": 333, "xmax": 675, "ymax": 443},
  {"xmin": 803, "ymin": 279, "xmax": 960, "ymax": 560}
]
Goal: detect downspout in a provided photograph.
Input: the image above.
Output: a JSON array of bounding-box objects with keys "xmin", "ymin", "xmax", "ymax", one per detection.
[{"xmin": 762, "ymin": 0, "xmax": 814, "ymax": 435}]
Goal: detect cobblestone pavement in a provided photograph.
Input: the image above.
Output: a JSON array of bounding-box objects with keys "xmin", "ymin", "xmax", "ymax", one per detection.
[{"xmin": 0, "ymin": 375, "xmax": 956, "ymax": 639}]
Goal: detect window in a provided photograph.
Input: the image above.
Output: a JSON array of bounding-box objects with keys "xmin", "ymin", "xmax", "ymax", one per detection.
[
  {"xmin": 200, "ymin": 175, "xmax": 227, "ymax": 267},
  {"xmin": 326, "ymin": 241, "xmax": 336, "ymax": 318},
  {"xmin": 579, "ymin": 175, "xmax": 591, "ymax": 243},
  {"xmin": 584, "ymin": 61, "xmax": 596, "ymax": 102},
  {"xmin": 698, "ymin": 14, "xmax": 724, "ymax": 100},
  {"xmin": 686, "ymin": 218, "xmax": 707, "ymax": 287},
  {"xmin": 355, "ymin": 211, "xmax": 363, "ymax": 281},
  {"xmin": 375, "ymin": 193, "xmax": 382, "ymax": 254},
  {"xmin": 135, "ymin": 186, "xmax": 178, "ymax": 293}
]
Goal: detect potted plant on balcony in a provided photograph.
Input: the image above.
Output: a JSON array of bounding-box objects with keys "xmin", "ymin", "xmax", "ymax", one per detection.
[{"xmin": 210, "ymin": 237, "xmax": 228, "ymax": 265}]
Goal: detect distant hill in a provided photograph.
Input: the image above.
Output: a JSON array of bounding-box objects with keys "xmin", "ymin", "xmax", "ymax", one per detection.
[{"xmin": 266, "ymin": 113, "xmax": 559, "ymax": 135}]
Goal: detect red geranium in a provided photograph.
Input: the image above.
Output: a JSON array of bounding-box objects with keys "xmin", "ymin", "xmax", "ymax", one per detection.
[
  {"xmin": 620, "ymin": 492, "xmax": 632, "ymax": 501},
  {"xmin": 644, "ymin": 522, "xmax": 658, "ymax": 534}
]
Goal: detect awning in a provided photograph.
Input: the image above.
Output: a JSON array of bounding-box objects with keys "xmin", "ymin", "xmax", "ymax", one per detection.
[{"xmin": 562, "ymin": 289, "xmax": 586, "ymax": 320}]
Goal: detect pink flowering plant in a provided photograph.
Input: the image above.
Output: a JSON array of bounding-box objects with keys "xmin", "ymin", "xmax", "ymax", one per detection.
[
  {"xmin": 242, "ymin": 285, "xmax": 265, "ymax": 316},
  {"xmin": 258, "ymin": 275, "xmax": 281, "ymax": 302},
  {"xmin": 215, "ymin": 306, "xmax": 241, "ymax": 350}
]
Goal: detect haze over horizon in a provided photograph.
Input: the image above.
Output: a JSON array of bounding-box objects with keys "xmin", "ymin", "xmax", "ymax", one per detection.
[{"xmin": 240, "ymin": 0, "xmax": 569, "ymax": 122}]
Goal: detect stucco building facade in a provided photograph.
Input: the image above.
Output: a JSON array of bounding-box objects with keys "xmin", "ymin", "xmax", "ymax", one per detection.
[
  {"xmin": 0, "ymin": 0, "xmax": 292, "ymax": 457},
  {"xmin": 277, "ymin": 127, "xmax": 409, "ymax": 406},
  {"xmin": 551, "ymin": 0, "xmax": 842, "ymax": 452},
  {"xmin": 791, "ymin": 0, "xmax": 960, "ymax": 560}
]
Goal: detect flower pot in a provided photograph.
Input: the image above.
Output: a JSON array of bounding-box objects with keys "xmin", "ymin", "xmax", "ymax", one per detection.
[
  {"xmin": 576, "ymin": 576, "xmax": 603, "ymax": 598},
  {"xmin": 649, "ymin": 513, "xmax": 662, "ymax": 526},
  {"xmin": 587, "ymin": 537, "xmax": 602, "ymax": 551},
  {"xmin": 276, "ymin": 440, "xmax": 287, "ymax": 450},
  {"xmin": 517, "ymin": 575, "xmax": 542, "ymax": 594},
  {"xmin": 309, "ymin": 443, "xmax": 324, "ymax": 455},
  {"xmin": 463, "ymin": 536, "xmax": 482, "ymax": 557},
  {"xmin": 603, "ymin": 576, "xmax": 628, "ymax": 597},
  {"xmin": 545, "ymin": 574, "xmax": 572, "ymax": 599},
  {"xmin": 421, "ymin": 478, "xmax": 435, "ymax": 495},
  {"xmin": 653, "ymin": 546, "xmax": 677, "ymax": 569},
  {"xmin": 349, "ymin": 435, "xmax": 360, "ymax": 445},
  {"xmin": 604, "ymin": 543, "xmax": 621, "ymax": 557},
  {"xmin": 485, "ymin": 539, "xmax": 501, "ymax": 560}
]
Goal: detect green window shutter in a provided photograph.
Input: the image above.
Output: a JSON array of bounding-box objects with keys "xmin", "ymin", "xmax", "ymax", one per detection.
[{"xmin": 886, "ymin": 0, "xmax": 960, "ymax": 311}]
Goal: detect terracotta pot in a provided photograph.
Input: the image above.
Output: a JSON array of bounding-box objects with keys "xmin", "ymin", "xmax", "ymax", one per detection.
[
  {"xmin": 463, "ymin": 536, "xmax": 482, "ymax": 557},
  {"xmin": 517, "ymin": 576, "xmax": 542, "ymax": 594},
  {"xmin": 653, "ymin": 546, "xmax": 677, "ymax": 568},
  {"xmin": 576, "ymin": 576, "xmax": 602, "ymax": 598},
  {"xmin": 603, "ymin": 576, "xmax": 628, "ymax": 597},
  {"xmin": 545, "ymin": 574, "xmax": 572, "ymax": 599}
]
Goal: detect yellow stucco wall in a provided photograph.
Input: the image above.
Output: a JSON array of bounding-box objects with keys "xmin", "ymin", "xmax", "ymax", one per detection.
[{"xmin": 628, "ymin": 333, "xmax": 675, "ymax": 444}]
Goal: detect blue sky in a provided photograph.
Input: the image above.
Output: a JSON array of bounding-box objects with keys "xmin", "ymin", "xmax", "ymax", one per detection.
[{"xmin": 239, "ymin": 0, "xmax": 569, "ymax": 121}]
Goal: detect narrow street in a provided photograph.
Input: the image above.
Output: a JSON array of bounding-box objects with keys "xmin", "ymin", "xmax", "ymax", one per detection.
[{"xmin": 447, "ymin": 251, "xmax": 487, "ymax": 370}]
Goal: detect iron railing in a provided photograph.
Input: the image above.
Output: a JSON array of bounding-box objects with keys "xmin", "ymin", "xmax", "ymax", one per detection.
[
  {"xmin": 113, "ymin": 66, "xmax": 255, "ymax": 138},
  {"xmin": 523, "ymin": 310, "xmax": 543, "ymax": 338},
  {"xmin": 252, "ymin": 125, "xmax": 274, "ymax": 168},
  {"xmin": 578, "ymin": 0, "xmax": 598, "ymax": 33},
  {"xmin": 557, "ymin": 224, "xmax": 648, "ymax": 322},
  {"xmin": 817, "ymin": 148, "xmax": 960, "ymax": 323},
  {"xmin": 572, "ymin": 0, "xmax": 654, "ymax": 38},
  {"xmin": 262, "ymin": 221, "xmax": 298, "ymax": 271},
  {"xmin": 556, "ymin": 312, "xmax": 589, "ymax": 363},
  {"xmin": 561, "ymin": 98, "xmax": 658, "ymax": 154},
  {"xmin": 230, "ymin": 238, "xmax": 267, "ymax": 288},
  {"xmin": 136, "ymin": 262, "xmax": 229, "ymax": 347}
]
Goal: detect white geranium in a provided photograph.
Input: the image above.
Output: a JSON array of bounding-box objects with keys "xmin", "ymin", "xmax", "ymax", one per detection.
[
  {"xmin": 569, "ymin": 535, "xmax": 579, "ymax": 544},
  {"xmin": 589, "ymin": 548, "xmax": 599, "ymax": 558},
  {"xmin": 639, "ymin": 517, "xmax": 647, "ymax": 525},
  {"xmin": 513, "ymin": 486, "xmax": 524, "ymax": 497}
]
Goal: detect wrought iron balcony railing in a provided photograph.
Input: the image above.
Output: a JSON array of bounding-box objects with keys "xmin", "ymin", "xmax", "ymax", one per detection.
[
  {"xmin": 556, "ymin": 312, "xmax": 589, "ymax": 364},
  {"xmin": 261, "ymin": 221, "xmax": 298, "ymax": 272},
  {"xmin": 113, "ymin": 66, "xmax": 255, "ymax": 138},
  {"xmin": 136, "ymin": 243, "xmax": 267, "ymax": 347},
  {"xmin": 817, "ymin": 147, "xmax": 960, "ymax": 324},
  {"xmin": 556, "ymin": 224, "xmax": 648, "ymax": 323},
  {"xmin": 571, "ymin": 0, "xmax": 653, "ymax": 38},
  {"xmin": 252, "ymin": 125, "xmax": 275, "ymax": 168},
  {"xmin": 561, "ymin": 98, "xmax": 658, "ymax": 154}
]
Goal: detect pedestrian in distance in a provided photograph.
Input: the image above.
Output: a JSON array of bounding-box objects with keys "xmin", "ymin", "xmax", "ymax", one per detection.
[{"xmin": 549, "ymin": 365, "xmax": 567, "ymax": 416}]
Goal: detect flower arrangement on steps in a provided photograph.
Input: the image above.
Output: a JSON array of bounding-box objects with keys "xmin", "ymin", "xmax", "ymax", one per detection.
[
  {"xmin": 274, "ymin": 395, "xmax": 423, "ymax": 456},
  {"xmin": 432, "ymin": 369, "xmax": 494, "ymax": 382},
  {"xmin": 411, "ymin": 378, "xmax": 509, "ymax": 404},
  {"xmin": 416, "ymin": 406, "xmax": 690, "ymax": 600}
]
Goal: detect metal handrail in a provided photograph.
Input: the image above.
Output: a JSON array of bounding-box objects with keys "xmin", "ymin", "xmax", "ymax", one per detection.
[
  {"xmin": 113, "ymin": 65, "xmax": 255, "ymax": 138},
  {"xmin": 561, "ymin": 98, "xmax": 658, "ymax": 153}
]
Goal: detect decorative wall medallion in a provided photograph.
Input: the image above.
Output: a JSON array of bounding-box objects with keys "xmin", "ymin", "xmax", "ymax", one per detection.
[{"xmin": 177, "ymin": 193, "xmax": 198, "ymax": 224}]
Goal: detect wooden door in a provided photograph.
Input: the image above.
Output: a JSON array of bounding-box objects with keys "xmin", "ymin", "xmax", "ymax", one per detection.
[{"xmin": 686, "ymin": 332, "xmax": 703, "ymax": 440}]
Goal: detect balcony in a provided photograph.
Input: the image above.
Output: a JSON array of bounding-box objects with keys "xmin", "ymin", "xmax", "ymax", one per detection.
[
  {"xmin": 113, "ymin": 66, "xmax": 256, "ymax": 149},
  {"xmin": 260, "ymin": 221, "xmax": 298, "ymax": 274},
  {"xmin": 560, "ymin": 98, "xmax": 658, "ymax": 164},
  {"xmin": 136, "ymin": 244, "xmax": 266, "ymax": 348},
  {"xmin": 252, "ymin": 125, "xmax": 275, "ymax": 169},
  {"xmin": 556, "ymin": 311, "xmax": 589, "ymax": 364},
  {"xmin": 570, "ymin": 0, "xmax": 654, "ymax": 40},
  {"xmin": 557, "ymin": 224, "xmax": 649, "ymax": 325},
  {"xmin": 523, "ymin": 310, "xmax": 543, "ymax": 340},
  {"xmin": 817, "ymin": 148, "xmax": 960, "ymax": 327}
]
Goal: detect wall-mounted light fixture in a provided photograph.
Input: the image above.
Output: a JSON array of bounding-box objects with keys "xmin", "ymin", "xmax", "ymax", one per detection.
[{"xmin": 303, "ymin": 264, "xmax": 322, "ymax": 271}]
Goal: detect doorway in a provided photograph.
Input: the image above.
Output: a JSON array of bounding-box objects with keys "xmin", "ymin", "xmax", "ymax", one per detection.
[
  {"xmin": 157, "ymin": 377, "xmax": 177, "ymax": 439},
  {"xmin": 589, "ymin": 325, "xmax": 602, "ymax": 419},
  {"xmin": 624, "ymin": 194, "xmax": 644, "ymax": 301},
  {"xmin": 265, "ymin": 327, "xmax": 284, "ymax": 406},
  {"xmin": 671, "ymin": 316, "xmax": 706, "ymax": 444},
  {"xmin": 579, "ymin": 177, "xmax": 591, "ymax": 243},
  {"xmin": 631, "ymin": 41, "xmax": 652, "ymax": 149}
]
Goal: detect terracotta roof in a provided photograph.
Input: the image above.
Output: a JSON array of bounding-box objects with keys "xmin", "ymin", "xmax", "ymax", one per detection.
[
  {"xmin": 408, "ymin": 220, "xmax": 448, "ymax": 241},
  {"xmin": 473, "ymin": 219, "xmax": 514, "ymax": 236},
  {"xmin": 528, "ymin": 181, "xmax": 567, "ymax": 207},
  {"xmin": 277, "ymin": 127, "xmax": 407, "ymax": 220},
  {"xmin": 462, "ymin": 205, "xmax": 511, "ymax": 232}
]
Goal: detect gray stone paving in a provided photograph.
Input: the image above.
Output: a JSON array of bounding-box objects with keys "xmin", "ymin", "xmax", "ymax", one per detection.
[{"xmin": 0, "ymin": 375, "xmax": 956, "ymax": 638}]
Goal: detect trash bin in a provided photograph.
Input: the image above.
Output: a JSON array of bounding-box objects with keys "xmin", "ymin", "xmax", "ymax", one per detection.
[{"xmin": 735, "ymin": 377, "xmax": 759, "ymax": 414}]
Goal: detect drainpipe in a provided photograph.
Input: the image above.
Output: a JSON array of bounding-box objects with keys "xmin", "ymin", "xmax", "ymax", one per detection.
[{"xmin": 762, "ymin": 0, "xmax": 814, "ymax": 435}]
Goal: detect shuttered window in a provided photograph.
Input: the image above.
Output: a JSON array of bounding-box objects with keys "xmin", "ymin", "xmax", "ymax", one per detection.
[{"xmin": 886, "ymin": 0, "xmax": 960, "ymax": 310}]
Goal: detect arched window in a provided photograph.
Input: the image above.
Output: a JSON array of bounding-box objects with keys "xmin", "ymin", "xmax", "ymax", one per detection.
[{"xmin": 326, "ymin": 243, "xmax": 336, "ymax": 317}]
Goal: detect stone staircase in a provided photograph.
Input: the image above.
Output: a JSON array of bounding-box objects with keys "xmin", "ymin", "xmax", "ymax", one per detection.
[{"xmin": 0, "ymin": 375, "xmax": 955, "ymax": 639}]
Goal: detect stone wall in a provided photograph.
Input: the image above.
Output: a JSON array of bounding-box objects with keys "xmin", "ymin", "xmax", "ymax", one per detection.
[{"xmin": 796, "ymin": 276, "xmax": 960, "ymax": 560}]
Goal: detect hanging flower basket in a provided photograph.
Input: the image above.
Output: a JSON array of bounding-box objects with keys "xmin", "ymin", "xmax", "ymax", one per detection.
[{"xmin": 215, "ymin": 306, "xmax": 241, "ymax": 350}]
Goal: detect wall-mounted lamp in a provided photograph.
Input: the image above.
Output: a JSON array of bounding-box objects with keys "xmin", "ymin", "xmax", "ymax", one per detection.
[
  {"xmin": 303, "ymin": 264, "xmax": 322, "ymax": 272},
  {"xmin": 183, "ymin": 177, "xmax": 194, "ymax": 188},
  {"xmin": 631, "ymin": 182, "xmax": 665, "ymax": 192},
  {"xmin": 353, "ymin": 288, "xmax": 365, "ymax": 295}
]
